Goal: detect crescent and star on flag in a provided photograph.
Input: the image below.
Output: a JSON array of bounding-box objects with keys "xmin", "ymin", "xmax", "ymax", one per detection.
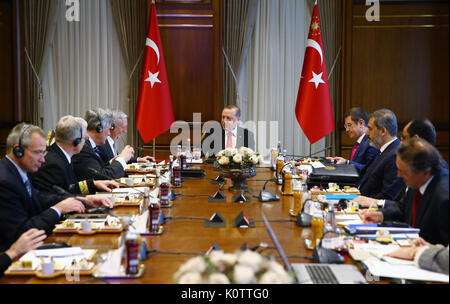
[
  {"xmin": 145, "ymin": 37, "xmax": 162, "ymax": 88},
  {"xmin": 303, "ymin": 18, "xmax": 325, "ymax": 90}
]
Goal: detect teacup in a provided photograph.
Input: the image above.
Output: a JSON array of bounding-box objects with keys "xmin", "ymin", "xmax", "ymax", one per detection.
[
  {"xmin": 81, "ymin": 221, "xmax": 92, "ymax": 232},
  {"xmin": 41, "ymin": 262, "xmax": 55, "ymax": 275}
]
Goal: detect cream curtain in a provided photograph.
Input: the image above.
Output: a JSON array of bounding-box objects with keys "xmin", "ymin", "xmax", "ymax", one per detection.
[
  {"xmin": 238, "ymin": 0, "xmax": 320, "ymax": 159},
  {"xmin": 40, "ymin": 0, "xmax": 129, "ymax": 148},
  {"xmin": 222, "ymin": 0, "xmax": 258, "ymax": 107},
  {"xmin": 22, "ymin": 0, "xmax": 57, "ymax": 126},
  {"xmin": 109, "ymin": 0, "xmax": 148, "ymax": 150}
]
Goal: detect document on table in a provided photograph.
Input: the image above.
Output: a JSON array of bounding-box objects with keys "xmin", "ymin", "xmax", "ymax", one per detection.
[
  {"xmin": 363, "ymin": 257, "xmax": 449, "ymax": 282},
  {"xmin": 336, "ymin": 213, "xmax": 363, "ymax": 225},
  {"xmin": 311, "ymin": 161, "xmax": 325, "ymax": 169}
]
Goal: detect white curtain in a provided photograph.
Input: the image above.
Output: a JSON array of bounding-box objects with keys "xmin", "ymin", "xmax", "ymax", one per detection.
[
  {"xmin": 40, "ymin": 0, "xmax": 129, "ymax": 149},
  {"xmin": 238, "ymin": 0, "xmax": 325, "ymax": 159}
]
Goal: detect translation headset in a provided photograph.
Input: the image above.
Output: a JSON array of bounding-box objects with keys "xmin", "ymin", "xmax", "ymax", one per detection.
[
  {"xmin": 13, "ymin": 124, "xmax": 31, "ymax": 158},
  {"xmin": 95, "ymin": 111, "xmax": 103, "ymax": 133},
  {"xmin": 110, "ymin": 122, "xmax": 115, "ymax": 130},
  {"xmin": 73, "ymin": 126, "xmax": 83, "ymax": 147}
]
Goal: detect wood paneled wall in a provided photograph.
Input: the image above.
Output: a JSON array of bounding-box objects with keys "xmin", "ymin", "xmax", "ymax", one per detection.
[
  {"xmin": 341, "ymin": 0, "xmax": 449, "ymax": 162},
  {"xmin": 0, "ymin": 0, "xmax": 22, "ymax": 158},
  {"xmin": 143, "ymin": 0, "xmax": 222, "ymax": 152}
]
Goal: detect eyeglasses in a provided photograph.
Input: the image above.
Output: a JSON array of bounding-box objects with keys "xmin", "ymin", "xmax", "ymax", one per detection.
[
  {"xmin": 26, "ymin": 148, "xmax": 47, "ymax": 157},
  {"xmin": 343, "ymin": 123, "xmax": 354, "ymax": 129}
]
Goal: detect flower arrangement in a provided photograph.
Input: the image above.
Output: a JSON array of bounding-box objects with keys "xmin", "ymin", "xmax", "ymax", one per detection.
[
  {"xmin": 173, "ymin": 250, "xmax": 294, "ymax": 284},
  {"xmin": 216, "ymin": 147, "xmax": 262, "ymax": 169}
]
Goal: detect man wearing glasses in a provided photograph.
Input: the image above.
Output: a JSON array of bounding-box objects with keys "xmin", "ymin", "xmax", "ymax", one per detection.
[
  {"xmin": 327, "ymin": 108, "xmax": 379, "ymax": 177},
  {"xmin": 0, "ymin": 123, "xmax": 112, "ymax": 252}
]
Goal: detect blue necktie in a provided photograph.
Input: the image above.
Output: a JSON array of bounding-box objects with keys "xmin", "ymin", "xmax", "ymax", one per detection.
[
  {"xmin": 94, "ymin": 146, "xmax": 101, "ymax": 158},
  {"xmin": 24, "ymin": 179, "xmax": 32, "ymax": 197}
]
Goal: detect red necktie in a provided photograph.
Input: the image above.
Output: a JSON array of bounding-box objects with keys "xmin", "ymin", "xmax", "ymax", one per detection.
[
  {"xmin": 226, "ymin": 131, "xmax": 233, "ymax": 148},
  {"xmin": 350, "ymin": 142, "xmax": 359, "ymax": 161},
  {"xmin": 412, "ymin": 190, "xmax": 422, "ymax": 227}
]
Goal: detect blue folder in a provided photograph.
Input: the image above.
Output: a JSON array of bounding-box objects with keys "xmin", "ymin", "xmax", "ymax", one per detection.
[
  {"xmin": 323, "ymin": 194, "xmax": 358, "ymax": 201},
  {"xmin": 345, "ymin": 224, "xmax": 420, "ymax": 235}
]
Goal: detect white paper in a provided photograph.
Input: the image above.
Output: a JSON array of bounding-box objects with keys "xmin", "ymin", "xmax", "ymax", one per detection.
[
  {"xmin": 128, "ymin": 210, "xmax": 149, "ymax": 234},
  {"xmin": 311, "ymin": 162, "xmax": 325, "ymax": 169},
  {"xmin": 363, "ymin": 257, "xmax": 449, "ymax": 282},
  {"xmin": 187, "ymin": 159, "xmax": 203, "ymax": 164},
  {"xmin": 113, "ymin": 187, "xmax": 150, "ymax": 194},
  {"xmin": 94, "ymin": 246, "xmax": 124, "ymax": 276},
  {"xmin": 32, "ymin": 247, "xmax": 85, "ymax": 257}
]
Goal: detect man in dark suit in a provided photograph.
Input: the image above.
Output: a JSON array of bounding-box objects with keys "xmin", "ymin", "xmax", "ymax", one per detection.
[
  {"xmin": 201, "ymin": 105, "xmax": 255, "ymax": 157},
  {"xmin": 357, "ymin": 109, "xmax": 404, "ymax": 199},
  {"xmin": 360, "ymin": 138, "xmax": 448, "ymax": 245},
  {"xmin": 29, "ymin": 115, "xmax": 119, "ymax": 195},
  {"xmin": 327, "ymin": 108, "xmax": 379, "ymax": 176},
  {"xmin": 0, "ymin": 123, "xmax": 111, "ymax": 252},
  {"xmin": 97, "ymin": 110, "xmax": 154, "ymax": 165},
  {"xmin": 72, "ymin": 108, "xmax": 134, "ymax": 180},
  {"xmin": 355, "ymin": 117, "xmax": 448, "ymax": 207}
]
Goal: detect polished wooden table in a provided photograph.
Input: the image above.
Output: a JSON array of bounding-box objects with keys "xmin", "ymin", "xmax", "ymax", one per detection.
[{"xmin": 0, "ymin": 165, "xmax": 355, "ymax": 284}]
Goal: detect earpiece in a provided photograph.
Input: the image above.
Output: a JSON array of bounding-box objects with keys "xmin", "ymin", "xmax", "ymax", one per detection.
[
  {"xmin": 13, "ymin": 124, "xmax": 31, "ymax": 158},
  {"xmin": 73, "ymin": 126, "xmax": 83, "ymax": 147},
  {"xmin": 95, "ymin": 111, "xmax": 103, "ymax": 133}
]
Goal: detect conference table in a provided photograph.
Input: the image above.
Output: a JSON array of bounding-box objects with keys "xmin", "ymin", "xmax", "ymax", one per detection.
[{"xmin": 0, "ymin": 164, "xmax": 367, "ymax": 284}]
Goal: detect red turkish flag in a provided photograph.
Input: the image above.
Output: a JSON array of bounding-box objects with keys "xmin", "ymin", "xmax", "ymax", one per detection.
[
  {"xmin": 136, "ymin": 3, "xmax": 174, "ymax": 143},
  {"xmin": 295, "ymin": 3, "xmax": 334, "ymax": 144}
]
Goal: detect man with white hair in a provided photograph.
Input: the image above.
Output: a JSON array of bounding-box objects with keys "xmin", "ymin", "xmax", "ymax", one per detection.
[
  {"xmin": 0, "ymin": 123, "xmax": 112, "ymax": 252},
  {"xmin": 29, "ymin": 115, "xmax": 119, "ymax": 194},
  {"xmin": 98, "ymin": 110, "xmax": 154, "ymax": 164},
  {"xmin": 72, "ymin": 108, "xmax": 134, "ymax": 180}
]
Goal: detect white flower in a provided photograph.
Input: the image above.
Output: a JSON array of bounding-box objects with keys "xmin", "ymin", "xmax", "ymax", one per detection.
[
  {"xmin": 257, "ymin": 155, "xmax": 263, "ymax": 163},
  {"xmin": 209, "ymin": 251, "xmax": 237, "ymax": 271},
  {"xmin": 224, "ymin": 148, "xmax": 238, "ymax": 157},
  {"xmin": 217, "ymin": 150, "xmax": 224, "ymax": 157},
  {"xmin": 258, "ymin": 271, "xmax": 286, "ymax": 284},
  {"xmin": 237, "ymin": 250, "xmax": 263, "ymax": 272},
  {"xmin": 177, "ymin": 272, "xmax": 203, "ymax": 284},
  {"xmin": 250, "ymin": 155, "xmax": 259, "ymax": 164},
  {"xmin": 218, "ymin": 156, "xmax": 230, "ymax": 166},
  {"xmin": 263, "ymin": 260, "xmax": 294, "ymax": 283},
  {"xmin": 173, "ymin": 256, "xmax": 207, "ymax": 282},
  {"xmin": 232, "ymin": 153, "xmax": 243, "ymax": 164},
  {"xmin": 207, "ymin": 273, "xmax": 230, "ymax": 284},
  {"xmin": 233, "ymin": 265, "xmax": 256, "ymax": 284}
]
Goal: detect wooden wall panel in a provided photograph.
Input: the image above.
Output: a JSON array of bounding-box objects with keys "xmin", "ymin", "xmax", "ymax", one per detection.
[
  {"xmin": 143, "ymin": 0, "xmax": 221, "ymax": 152},
  {"xmin": 0, "ymin": 0, "xmax": 22, "ymax": 158},
  {"xmin": 341, "ymin": 0, "xmax": 449, "ymax": 162}
]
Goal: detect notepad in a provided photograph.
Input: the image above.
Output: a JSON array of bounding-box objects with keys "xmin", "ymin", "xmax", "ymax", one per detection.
[{"xmin": 363, "ymin": 257, "xmax": 449, "ymax": 282}]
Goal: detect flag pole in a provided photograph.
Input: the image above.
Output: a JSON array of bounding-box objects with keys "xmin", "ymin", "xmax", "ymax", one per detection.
[{"xmin": 153, "ymin": 138, "xmax": 156, "ymax": 159}]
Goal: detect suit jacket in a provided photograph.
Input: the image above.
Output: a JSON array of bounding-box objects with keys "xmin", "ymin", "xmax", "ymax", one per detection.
[
  {"xmin": 348, "ymin": 134, "xmax": 379, "ymax": 176},
  {"xmin": 201, "ymin": 126, "xmax": 256, "ymax": 157},
  {"xmin": 0, "ymin": 253, "xmax": 12, "ymax": 277},
  {"xmin": 72, "ymin": 140, "xmax": 125, "ymax": 181},
  {"xmin": 0, "ymin": 158, "xmax": 66, "ymax": 252},
  {"xmin": 97, "ymin": 141, "xmax": 138, "ymax": 165},
  {"xmin": 358, "ymin": 138, "xmax": 404, "ymax": 200},
  {"xmin": 383, "ymin": 167, "xmax": 449, "ymax": 245},
  {"xmin": 28, "ymin": 143, "xmax": 96, "ymax": 195}
]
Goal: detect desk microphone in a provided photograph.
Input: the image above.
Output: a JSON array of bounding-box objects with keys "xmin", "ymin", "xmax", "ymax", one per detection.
[
  {"xmin": 88, "ymin": 167, "xmax": 114, "ymax": 180},
  {"xmin": 257, "ymin": 178, "xmax": 280, "ymax": 202}
]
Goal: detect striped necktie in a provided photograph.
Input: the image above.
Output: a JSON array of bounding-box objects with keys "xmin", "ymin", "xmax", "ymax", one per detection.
[
  {"xmin": 24, "ymin": 179, "xmax": 32, "ymax": 197},
  {"xmin": 93, "ymin": 146, "xmax": 101, "ymax": 158}
]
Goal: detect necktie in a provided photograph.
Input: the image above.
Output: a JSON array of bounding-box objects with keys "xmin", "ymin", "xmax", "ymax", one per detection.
[
  {"xmin": 226, "ymin": 131, "xmax": 233, "ymax": 148},
  {"xmin": 113, "ymin": 142, "xmax": 118, "ymax": 156},
  {"xmin": 350, "ymin": 142, "xmax": 359, "ymax": 161},
  {"xmin": 94, "ymin": 146, "xmax": 101, "ymax": 158},
  {"xmin": 412, "ymin": 190, "xmax": 422, "ymax": 228},
  {"xmin": 24, "ymin": 179, "xmax": 32, "ymax": 197}
]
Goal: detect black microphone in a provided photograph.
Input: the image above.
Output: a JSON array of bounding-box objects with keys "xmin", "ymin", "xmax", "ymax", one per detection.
[
  {"xmin": 52, "ymin": 185, "xmax": 71, "ymax": 196},
  {"xmin": 312, "ymin": 231, "xmax": 345, "ymax": 264},
  {"xmin": 258, "ymin": 178, "xmax": 280, "ymax": 202},
  {"xmin": 87, "ymin": 167, "xmax": 114, "ymax": 180}
]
